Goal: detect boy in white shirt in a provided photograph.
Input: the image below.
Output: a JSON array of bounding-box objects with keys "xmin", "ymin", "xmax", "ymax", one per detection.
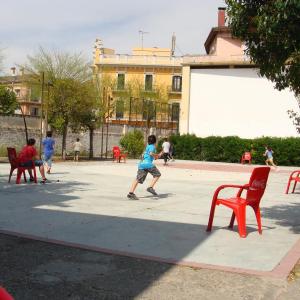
[
  {"xmin": 161, "ymin": 138, "xmax": 171, "ymax": 166},
  {"xmin": 73, "ymin": 138, "xmax": 82, "ymax": 162}
]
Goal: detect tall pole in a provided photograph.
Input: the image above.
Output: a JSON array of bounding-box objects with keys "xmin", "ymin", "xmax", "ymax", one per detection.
[
  {"xmin": 105, "ymin": 96, "xmax": 111, "ymax": 159},
  {"xmin": 100, "ymin": 87, "xmax": 105, "ymax": 158},
  {"xmin": 39, "ymin": 72, "xmax": 45, "ymax": 158},
  {"xmin": 129, "ymin": 97, "xmax": 132, "ymax": 125}
]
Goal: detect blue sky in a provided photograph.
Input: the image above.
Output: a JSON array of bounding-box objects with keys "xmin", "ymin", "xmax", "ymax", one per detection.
[{"xmin": 0, "ymin": 0, "xmax": 226, "ymax": 74}]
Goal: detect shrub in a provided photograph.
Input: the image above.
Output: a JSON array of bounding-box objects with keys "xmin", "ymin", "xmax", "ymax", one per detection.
[
  {"xmin": 120, "ymin": 130, "xmax": 145, "ymax": 158},
  {"xmin": 168, "ymin": 134, "xmax": 300, "ymax": 166}
]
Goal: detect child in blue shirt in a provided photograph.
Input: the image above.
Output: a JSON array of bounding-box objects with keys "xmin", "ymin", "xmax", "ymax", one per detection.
[
  {"xmin": 127, "ymin": 135, "xmax": 163, "ymax": 200},
  {"xmin": 42, "ymin": 131, "xmax": 55, "ymax": 174}
]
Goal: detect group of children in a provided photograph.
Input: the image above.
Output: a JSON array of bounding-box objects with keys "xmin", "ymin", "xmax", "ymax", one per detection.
[
  {"xmin": 17, "ymin": 132, "xmax": 83, "ymax": 183},
  {"xmin": 18, "ymin": 132, "xmax": 55, "ymax": 184},
  {"xmin": 17, "ymin": 131, "xmax": 278, "ymax": 190}
]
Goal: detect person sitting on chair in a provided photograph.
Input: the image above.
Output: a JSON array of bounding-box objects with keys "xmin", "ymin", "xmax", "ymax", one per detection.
[{"xmin": 18, "ymin": 138, "xmax": 47, "ymax": 183}]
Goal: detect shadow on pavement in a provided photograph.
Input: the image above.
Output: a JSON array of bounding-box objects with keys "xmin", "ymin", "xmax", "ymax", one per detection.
[
  {"xmin": 0, "ymin": 176, "xmax": 218, "ymax": 299},
  {"xmin": 262, "ymin": 202, "xmax": 300, "ymax": 234}
]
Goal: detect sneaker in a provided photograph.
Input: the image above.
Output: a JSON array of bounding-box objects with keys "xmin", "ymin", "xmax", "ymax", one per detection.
[
  {"xmin": 127, "ymin": 193, "xmax": 139, "ymax": 200},
  {"xmin": 40, "ymin": 178, "xmax": 47, "ymax": 184},
  {"xmin": 47, "ymin": 170, "xmax": 51, "ymax": 174},
  {"xmin": 29, "ymin": 177, "xmax": 35, "ymax": 182},
  {"xmin": 147, "ymin": 187, "xmax": 158, "ymax": 196}
]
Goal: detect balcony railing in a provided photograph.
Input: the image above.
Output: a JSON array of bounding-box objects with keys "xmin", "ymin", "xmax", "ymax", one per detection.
[{"xmin": 98, "ymin": 54, "xmax": 184, "ymax": 67}]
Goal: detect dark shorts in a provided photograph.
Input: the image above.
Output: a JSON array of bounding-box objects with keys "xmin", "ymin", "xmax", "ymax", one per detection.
[
  {"xmin": 136, "ymin": 166, "xmax": 161, "ymax": 184},
  {"xmin": 74, "ymin": 151, "xmax": 80, "ymax": 156},
  {"xmin": 19, "ymin": 160, "xmax": 43, "ymax": 167}
]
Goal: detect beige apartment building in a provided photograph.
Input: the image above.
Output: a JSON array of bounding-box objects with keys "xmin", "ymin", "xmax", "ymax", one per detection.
[{"xmin": 92, "ymin": 41, "xmax": 183, "ymax": 131}]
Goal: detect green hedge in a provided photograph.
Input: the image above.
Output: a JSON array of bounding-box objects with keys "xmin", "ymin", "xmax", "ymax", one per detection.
[
  {"xmin": 162, "ymin": 135, "xmax": 300, "ymax": 166},
  {"xmin": 120, "ymin": 130, "xmax": 145, "ymax": 158}
]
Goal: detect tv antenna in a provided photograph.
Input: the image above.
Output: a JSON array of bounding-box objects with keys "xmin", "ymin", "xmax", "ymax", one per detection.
[{"xmin": 139, "ymin": 30, "xmax": 149, "ymax": 49}]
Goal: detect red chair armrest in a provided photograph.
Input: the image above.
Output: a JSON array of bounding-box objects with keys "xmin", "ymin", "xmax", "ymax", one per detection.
[{"xmin": 212, "ymin": 184, "xmax": 249, "ymax": 200}]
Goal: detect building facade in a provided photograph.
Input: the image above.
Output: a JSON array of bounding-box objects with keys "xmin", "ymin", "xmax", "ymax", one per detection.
[{"xmin": 92, "ymin": 41, "xmax": 183, "ymax": 132}]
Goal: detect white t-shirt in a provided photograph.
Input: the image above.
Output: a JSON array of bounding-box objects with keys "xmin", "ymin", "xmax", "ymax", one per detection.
[
  {"xmin": 162, "ymin": 141, "xmax": 171, "ymax": 153},
  {"xmin": 74, "ymin": 141, "xmax": 82, "ymax": 152}
]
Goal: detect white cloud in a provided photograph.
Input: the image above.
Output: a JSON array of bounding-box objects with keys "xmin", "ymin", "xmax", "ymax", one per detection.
[{"xmin": 0, "ymin": 0, "xmax": 226, "ymax": 73}]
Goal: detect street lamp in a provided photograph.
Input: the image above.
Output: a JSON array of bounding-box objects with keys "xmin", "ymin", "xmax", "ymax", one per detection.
[
  {"xmin": 39, "ymin": 72, "xmax": 45, "ymax": 157},
  {"xmin": 45, "ymin": 81, "xmax": 54, "ymax": 132}
]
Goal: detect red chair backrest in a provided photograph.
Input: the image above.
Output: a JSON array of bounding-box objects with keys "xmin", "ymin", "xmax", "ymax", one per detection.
[
  {"xmin": 246, "ymin": 167, "xmax": 270, "ymax": 203},
  {"xmin": 244, "ymin": 152, "xmax": 251, "ymax": 160},
  {"xmin": 7, "ymin": 147, "xmax": 18, "ymax": 167}
]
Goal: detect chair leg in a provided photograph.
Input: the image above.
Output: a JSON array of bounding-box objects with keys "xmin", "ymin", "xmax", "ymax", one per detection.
[
  {"xmin": 206, "ymin": 201, "xmax": 217, "ymax": 232},
  {"xmin": 16, "ymin": 169, "xmax": 22, "ymax": 184},
  {"xmin": 253, "ymin": 206, "xmax": 262, "ymax": 234},
  {"xmin": 285, "ymin": 178, "xmax": 292, "ymax": 194},
  {"xmin": 23, "ymin": 172, "xmax": 27, "ymax": 182},
  {"xmin": 8, "ymin": 168, "xmax": 14, "ymax": 183},
  {"xmin": 33, "ymin": 167, "xmax": 37, "ymax": 183},
  {"xmin": 229, "ymin": 212, "xmax": 235, "ymax": 228},
  {"xmin": 292, "ymin": 180, "xmax": 297, "ymax": 193},
  {"xmin": 235, "ymin": 205, "xmax": 247, "ymax": 238}
]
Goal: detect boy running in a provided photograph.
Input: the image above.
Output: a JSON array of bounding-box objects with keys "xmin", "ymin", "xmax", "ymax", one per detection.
[{"xmin": 127, "ymin": 135, "xmax": 162, "ymax": 200}]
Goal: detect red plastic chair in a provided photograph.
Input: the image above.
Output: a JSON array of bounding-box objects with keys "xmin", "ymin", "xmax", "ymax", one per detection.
[
  {"xmin": 285, "ymin": 170, "xmax": 300, "ymax": 194},
  {"xmin": 112, "ymin": 146, "xmax": 127, "ymax": 163},
  {"xmin": 207, "ymin": 167, "xmax": 270, "ymax": 238},
  {"xmin": 0, "ymin": 287, "xmax": 14, "ymax": 300},
  {"xmin": 241, "ymin": 151, "xmax": 252, "ymax": 164},
  {"xmin": 7, "ymin": 147, "xmax": 37, "ymax": 184}
]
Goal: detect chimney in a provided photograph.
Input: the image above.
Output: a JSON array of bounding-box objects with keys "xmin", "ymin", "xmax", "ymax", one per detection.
[
  {"xmin": 10, "ymin": 67, "xmax": 16, "ymax": 76},
  {"xmin": 218, "ymin": 7, "xmax": 226, "ymax": 27}
]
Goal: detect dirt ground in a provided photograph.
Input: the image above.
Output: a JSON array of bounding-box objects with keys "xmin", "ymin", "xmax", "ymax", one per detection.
[{"xmin": 0, "ymin": 233, "xmax": 300, "ymax": 300}]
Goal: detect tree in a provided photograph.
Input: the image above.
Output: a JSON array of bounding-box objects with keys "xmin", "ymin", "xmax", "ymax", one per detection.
[
  {"xmin": 226, "ymin": 0, "xmax": 300, "ymax": 96},
  {"xmin": 0, "ymin": 86, "xmax": 18, "ymax": 115},
  {"xmin": 69, "ymin": 80, "xmax": 103, "ymax": 159},
  {"xmin": 22, "ymin": 47, "xmax": 92, "ymax": 158}
]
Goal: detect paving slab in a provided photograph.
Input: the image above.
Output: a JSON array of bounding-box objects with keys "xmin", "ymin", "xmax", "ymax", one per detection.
[{"xmin": 0, "ymin": 160, "xmax": 299, "ymax": 278}]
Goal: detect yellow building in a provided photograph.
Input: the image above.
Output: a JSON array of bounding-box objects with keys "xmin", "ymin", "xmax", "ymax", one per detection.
[
  {"xmin": 92, "ymin": 39, "xmax": 183, "ymax": 130},
  {"xmin": 0, "ymin": 68, "xmax": 41, "ymax": 116}
]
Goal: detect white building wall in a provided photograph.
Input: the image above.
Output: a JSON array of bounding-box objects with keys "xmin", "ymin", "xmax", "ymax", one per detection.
[{"xmin": 189, "ymin": 68, "xmax": 299, "ymax": 138}]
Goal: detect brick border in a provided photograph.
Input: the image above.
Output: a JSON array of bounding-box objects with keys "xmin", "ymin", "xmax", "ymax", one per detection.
[{"xmin": 1, "ymin": 229, "xmax": 299, "ymax": 279}]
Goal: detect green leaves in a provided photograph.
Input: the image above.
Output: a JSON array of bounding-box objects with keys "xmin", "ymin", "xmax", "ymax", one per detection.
[
  {"xmin": 0, "ymin": 86, "xmax": 18, "ymax": 115},
  {"xmin": 226, "ymin": 0, "xmax": 300, "ymax": 96},
  {"xmin": 120, "ymin": 130, "xmax": 145, "ymax": 158}
]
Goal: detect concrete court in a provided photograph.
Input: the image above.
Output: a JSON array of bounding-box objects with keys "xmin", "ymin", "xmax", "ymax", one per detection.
[{"xmin": 0, "ymin": 160, "xmax": 299, "ymax": 277}]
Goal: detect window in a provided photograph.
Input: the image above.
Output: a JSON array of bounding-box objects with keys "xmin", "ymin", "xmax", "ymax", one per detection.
[
  {"xmin": 145, "ymin": 74, "xmax": 153, "ymax": 91},
  {"xmin": 116, "ymin": 99, "xmax": 124, "ymax": 119},
  {"xmin": 31, "ymin": 107, "xmax": 39, "ymax": 116},
  {"xmin": 171, "ymin": 103, "xmax": 180, "ymax": 121},
  {"xmin": 172, "ymin": 76, "xmax": 182, "ymax": 92},
  {"xmin": 117, "ymin": 73, "xmax": 125, "ymax": 90}
]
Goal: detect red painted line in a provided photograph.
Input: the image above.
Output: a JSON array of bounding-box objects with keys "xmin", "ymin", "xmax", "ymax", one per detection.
[{"xmin": 0, "ymin": 229, "xmax": 299, "ymax": 279}]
